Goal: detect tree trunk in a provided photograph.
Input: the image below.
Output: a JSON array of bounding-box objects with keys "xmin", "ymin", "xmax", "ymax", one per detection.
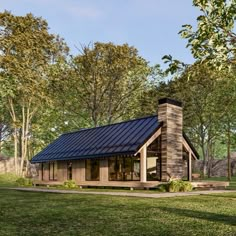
[
  {"xmin": 227, "ymin": 125, "xmax": 231, "ymax": 181},
  {"xmin": 201, "ymin": 140, "xmax": 207, "ymax": 177},
  {"xmin": 13, "ymin": 128, "xmax": 18, "ymax": 175},
  {"xmin": 8, "ymin": 98, "xmax": 19, "ymax": 175},
  {"xmin": 0, "ymin": 124, "xmax": 2, "ymax": 153}
]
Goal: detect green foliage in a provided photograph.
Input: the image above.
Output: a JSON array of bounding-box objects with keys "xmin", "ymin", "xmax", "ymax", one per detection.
[
  {"xmin": 0, "ymin": 173, "xmax": 19, "ymax": 187},
  {"xmin": 158, "ymin": 180, "xmax": 193, "ymax": 193},
  {"xmin": 158, "ymin": 61, "xmax": 236, "ymax": 179},
  {"xmin": 65, "ymin": 42, "xmax": 151, "ymax": 127},
  {"xmin": 0, "ymin": 11, "xmax": 68, "ymax": 173},
  {"xmin": 180, "ymin": 0, "xmax": 236, "ymax": 67},
  {"xmin": 156, "ymin": 184, "xmax": 168, "ymax": 192},
  {"xmin": 167, "ymin": 180, "xmax": 193, "ymax": 192},
  {"xmin": 15, "ymin": 177, "xmax": 32, "ymax": 186},
  {"xmin": 63, "ymin": 180, "xmax": 77, "ymax": 189}
]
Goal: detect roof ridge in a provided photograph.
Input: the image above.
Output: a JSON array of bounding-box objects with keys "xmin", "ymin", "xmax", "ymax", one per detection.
[{"xmin": 63, "ymin": 114, "xmax": 157, "ymax": 135}]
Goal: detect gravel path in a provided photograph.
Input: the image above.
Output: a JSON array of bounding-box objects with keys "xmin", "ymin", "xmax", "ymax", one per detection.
[{"xmin": 6, "ymin": 187, "xmax": 236, "ymax": 198}]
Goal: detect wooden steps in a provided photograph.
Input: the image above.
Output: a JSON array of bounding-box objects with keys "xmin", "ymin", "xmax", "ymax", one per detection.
[{"xmin": 191, "ymin": 181, "xmax": 229, "ymax": 190}]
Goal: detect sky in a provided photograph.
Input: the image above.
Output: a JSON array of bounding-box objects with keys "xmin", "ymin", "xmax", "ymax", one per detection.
[{"xmin": 0, "ymin": 0, "xmax": 201, "ymax": 67}]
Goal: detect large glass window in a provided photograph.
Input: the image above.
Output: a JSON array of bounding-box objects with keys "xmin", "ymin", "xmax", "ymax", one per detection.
[
  {"xmin": 147, "ymin": 157, "xmax": 160, "ymax": 181},
  {"xmin": 108, "ymin": 156, "xmax": 140, "ymax": 181},
  {"xmin": 133, "ymin": 158, "xmax": 140, "ymax": 180},
  {"xmin": 41, "ymin": 163, "xmax": 45, "ymax": 181},
  {"xmin": 86, "ymin": 159, "xmax": 100, "ymax": 181},
  {"xmin": 49, "ymin": 162, "xmax": 57, "ymax": 181},
  {"xmin": 147, "ymin": 136, "xmax": 161, "ymax": 181},
  {"xmin": 67, "ymin": 162, "xmax": 72, "ymax": 180}
]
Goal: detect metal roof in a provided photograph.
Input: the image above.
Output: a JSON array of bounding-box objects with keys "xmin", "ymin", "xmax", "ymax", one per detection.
[{"xmin": 31, "ymin": 115, "xmax": 162, "ymax": 163}]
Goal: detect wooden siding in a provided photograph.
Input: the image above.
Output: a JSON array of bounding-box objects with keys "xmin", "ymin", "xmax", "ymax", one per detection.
[{"xmin": 57, "ymin": 161, "xmax": 67, "ymax": 181}]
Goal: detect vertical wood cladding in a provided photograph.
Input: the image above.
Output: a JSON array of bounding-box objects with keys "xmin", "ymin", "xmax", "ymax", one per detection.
[
  {"xmin": 100, "ymin": 159, "xmax": 109, "ymax": 182},
  {"xmin": 158, "ymin": 102, "xmax": 183, "ymax": 180},
  {"xmin": 57, "ymin": 161, "xmax": 67, "ymax": 181}
]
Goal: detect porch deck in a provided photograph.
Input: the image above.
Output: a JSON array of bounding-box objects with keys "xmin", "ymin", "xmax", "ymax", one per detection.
[
  {"xmin": 33, "ymin": 180, "xmax": 161, "ymax": 189},
  {"xmin": 191, "ymin": 181, "xmax": 229, "ymax": 189},
  {"xmin": 33, "ymin": 180, "xmax": 229, "ymax": 190}
]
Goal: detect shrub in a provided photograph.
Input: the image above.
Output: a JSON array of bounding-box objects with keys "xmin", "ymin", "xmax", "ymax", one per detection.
[
  {"xmin": 179, "ymin": 181, "xmax": 193, "ymax": 192},
  {"xmin": 16, "ymin": 177, "xmax": 33, "ymax": 186},
  {"xmin": 63, "ymin": 180, "xmax": 77, "ymax": 189},
  {"xmin": 168, "ymin": 180, "xmax": 181, "ymax": 192},
  {"xmin": 0, "ymin": 173, "xmax": 19, "ymax": 186},
  {"xmin": 157, "ymin": 184, "xmax": 168, "ymax": 192},
  {"xmin": 166, "ymin": 180, "xmax": 193, "ymax": 192}
]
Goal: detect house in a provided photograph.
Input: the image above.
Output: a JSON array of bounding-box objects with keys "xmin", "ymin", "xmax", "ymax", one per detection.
[{"xmin": 31, "ymin": 98, "xmax": 199, "ymax": 188}]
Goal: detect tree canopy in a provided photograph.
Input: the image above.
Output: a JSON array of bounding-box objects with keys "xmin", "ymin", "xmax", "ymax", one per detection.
[{"xmin": 1, "ymin": 6, "xmax": 236, "ymax": 179}]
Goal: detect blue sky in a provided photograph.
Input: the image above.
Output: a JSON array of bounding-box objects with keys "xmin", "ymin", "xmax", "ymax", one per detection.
[{"xmin": 0, "ymin": 0, "xmax": 200, "ymax": 67}]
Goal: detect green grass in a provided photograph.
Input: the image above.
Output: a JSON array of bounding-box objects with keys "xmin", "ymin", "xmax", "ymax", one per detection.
[
  {"xmin": 0, "ymin": 189, "xmax": 236, "ymax": 236},
  {"xmin": 0, "ymin": 173, "xmax": 19, "ymax": 187}
]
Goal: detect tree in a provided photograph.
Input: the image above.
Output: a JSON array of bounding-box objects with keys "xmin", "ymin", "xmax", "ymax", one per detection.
[
  {"xmin": 0, "ymin": 11, "xmax": 68, "ymax": 175},
  {"xmin": 180, "ymin": 0, "xmax": 236, "ymax": 68},
  {"xmin": 160, "ymin": 62, "xmax": 236, "ymax": 177},
  {"xmin": 65, "ymin": 42, "xmax": 150, "ymax": 127}
]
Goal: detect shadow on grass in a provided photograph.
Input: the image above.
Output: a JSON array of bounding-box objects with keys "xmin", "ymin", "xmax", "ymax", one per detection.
[
  {"xmin": 198, "ymin": 194, "xmax": 236, "ymax": 199},
  {"xmin": 159, "ymin": 207, "xmax": 236, "ymax": 226}
]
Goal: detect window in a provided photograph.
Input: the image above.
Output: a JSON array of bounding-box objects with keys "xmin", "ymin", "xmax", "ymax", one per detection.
[
  {"xmin": 133, "ymin": 158, "xmax": 140, "ymax": 180},
  {"xmin": 147, "ymin": 157, "xmax": 160, "ymax": 181},
  {"xmin": 108, "ymin": 157, "xmax": 140, "ymax": 181},
  {"xmin": 42, "ymin": 163, "xmax": 49, "ymax": 181},
  {"xmin": 49, "ymin": 162, "xmax": 57, "ymax": 181},
  {"xmin": 86, "ymin": 159, "xmax": 100, "ymax": 181},
  {"xmin": 147, "ymin": 136, "xmax": 161, "ymax": 181},
  {"xmin": 67, "ymin": 162, "xmax": 72, "ymax": 180},
  {"xmin": 41, "ymin": 163, "xmax": 45, "ymax": 181}
]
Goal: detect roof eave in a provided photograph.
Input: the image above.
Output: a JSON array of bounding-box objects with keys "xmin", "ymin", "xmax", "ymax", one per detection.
[{"xmin": 30, "ymin": 150, "xmax": 136, "ymax": 163}]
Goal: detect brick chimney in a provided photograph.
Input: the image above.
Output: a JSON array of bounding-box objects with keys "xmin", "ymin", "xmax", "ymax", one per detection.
[{"xmin": 158, "ymin": 98, "xmax": 183, "ymax": 181}]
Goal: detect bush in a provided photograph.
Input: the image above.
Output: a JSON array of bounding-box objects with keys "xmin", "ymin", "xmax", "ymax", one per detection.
[
  {"xmin": 16, "ymin": 177, "xmax": 33, "ymax": 186},
  {"xmin": 179, "ymin": 181, "xmax": 193, "ymax": 192},
  {"xmin": 166, "ymin": 180, "xmax": 193, "ymax": 192},
  {"xmin": 0, "ymin": 173, "xmax": 19, "ymax": 186},
  {"xmin": 157, "ymin": 184, "xmax": 168, "ymax": 192},
  {"xmin": 63, "ymin": 180, "xmax": 77, "ymax": 189}
]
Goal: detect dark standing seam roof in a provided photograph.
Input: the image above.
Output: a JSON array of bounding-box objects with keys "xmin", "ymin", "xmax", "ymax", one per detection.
[{"xmin": 31, "ymin": 115, "xmax": 162, "ymax": 163}]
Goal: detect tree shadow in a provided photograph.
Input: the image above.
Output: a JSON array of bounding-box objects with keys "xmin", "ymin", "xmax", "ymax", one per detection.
[
  {"xmin": 159, "ymin": 207, "xmax": 236, "ymax": 226},
  {"xmin": 199, "ymin": 194, "xmax": 236, "ymax": 199}
]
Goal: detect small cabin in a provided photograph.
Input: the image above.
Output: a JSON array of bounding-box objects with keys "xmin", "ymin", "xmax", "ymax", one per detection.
[{"xmin": 31, "ymin": 98, "xmax": 199, "ymax": 188}]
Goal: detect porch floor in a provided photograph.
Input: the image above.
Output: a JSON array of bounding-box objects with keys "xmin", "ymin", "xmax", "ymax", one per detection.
[
  {"xmin": 33, "ymin": 180, "xmax": 229, "ymax": 189},
  {"xmin": 33, "ymin": 180, "xmax": 161, "ymax": 189}
]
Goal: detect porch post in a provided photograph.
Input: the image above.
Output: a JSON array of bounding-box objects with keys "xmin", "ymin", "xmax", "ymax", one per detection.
[
  {"xmin": 140, "ymin": 146, "xmax": 147, "ymax": 182},
  {"xmin": 188, "ymin": 151, "xmax": 192, "ymax": 182}
]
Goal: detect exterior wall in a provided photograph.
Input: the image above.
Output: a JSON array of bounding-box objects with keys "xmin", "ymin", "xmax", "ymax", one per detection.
[
  {"xmin": 100, "ymin": 159, "xmax": 108, "ymax": 182},
  {"xmin": 72, "ymin": 160, "xmax": 80, "ymax": 183},
  {"xmin": 38, "ymin": 163, "xmax": 43, "ymax": 180},
  {"xmin": 57, "ymin": 161, "xmax": 67, "ymax": 181},
  {"xmin": 42, "ymin": 162, "xmax": 50, "ymax": 181},
  {"xmin": 76, "ymin": 159, "xmax": 85, "ymax": 182},
  {"xmin": 36, "ymin": 159, "xmax": 161, "ymax": 188},
  {"xmin": 158, "ymin": 101, "xmax": 183, "ymax": 181}
]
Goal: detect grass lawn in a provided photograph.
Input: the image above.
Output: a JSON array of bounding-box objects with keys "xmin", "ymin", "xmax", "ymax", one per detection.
[
  {"xmin": 0, "ymin": 173, "xmax": 19, "ymax": 187},
  {"xmin": 0, "ymin": 189, "xmax": 235, "ymax": 236}
]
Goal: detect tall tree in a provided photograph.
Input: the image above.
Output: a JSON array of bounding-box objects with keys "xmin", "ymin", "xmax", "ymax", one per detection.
[
  {"xmin": 160, "ymin": 62, "xmax": 236, "ymax": 176},
  {"xmin": 66, "ymin": 42, "xmax": 150, "ymax": 127},
  {"xmin": 0, "ymin": 11, "xmax": 68, "ymax": 175}
]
